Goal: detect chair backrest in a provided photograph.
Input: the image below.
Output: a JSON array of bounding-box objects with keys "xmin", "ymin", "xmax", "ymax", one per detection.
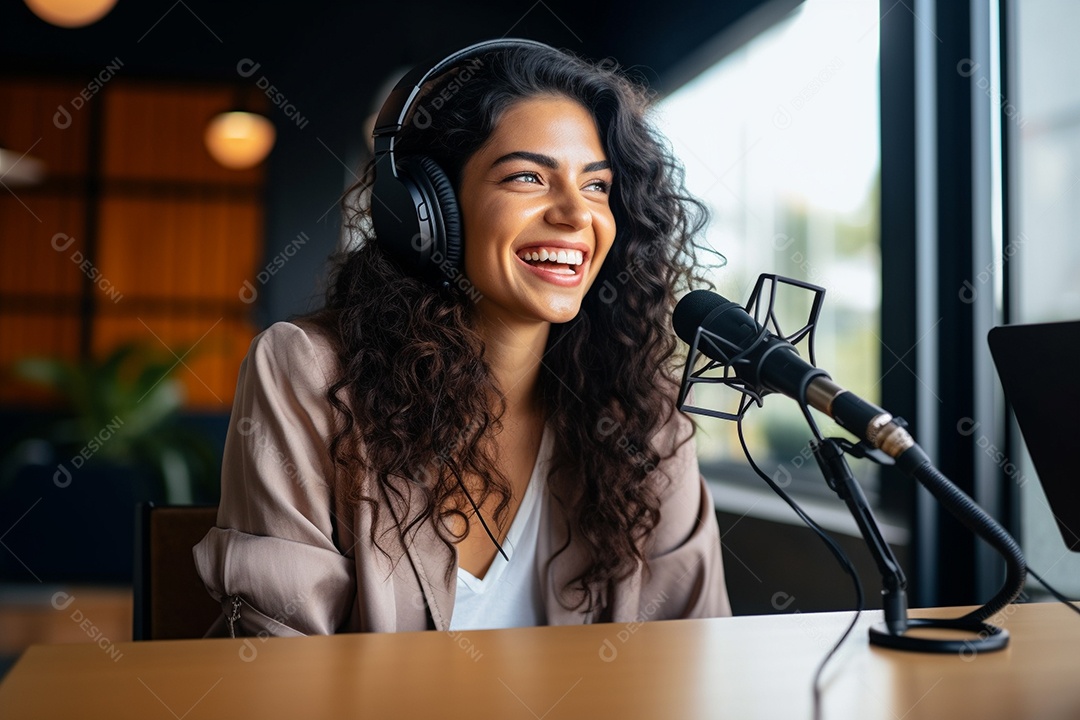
[{"xmin": 133, "ymin": 503, "xmax": 221, "ymax": 640}]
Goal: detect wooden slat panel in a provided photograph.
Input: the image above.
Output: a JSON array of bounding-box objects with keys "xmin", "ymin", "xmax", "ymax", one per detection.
[
  {"xmin": 101, "ymin": 82, "xmax": 267, "ymax": 185},
  {"xmin": 92, "ymin": 313, "xmax": 257, "ymax": 409},
  {"xmin": 0, "ymin": 79, "xmax": 90, "ymax": 179},
  {"xmin": 2, "ymin": 79, "xmax": 265, "ymax": 412},
  {"xmin": 0, "ymin": 80, "xmax": 91, "ymax": 409},
  {"xmin": 0, "ymin": 195, "xmax": 87, "ymax": 297},
  {"xmin": 97, "ymin": 195, "xmax": 261, "ymax": 302}
]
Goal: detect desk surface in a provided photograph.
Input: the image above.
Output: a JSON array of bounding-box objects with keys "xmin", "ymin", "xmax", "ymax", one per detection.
[{"xmin": 1, "ymin": 602, "xmax": 1078, "ymax": 719}]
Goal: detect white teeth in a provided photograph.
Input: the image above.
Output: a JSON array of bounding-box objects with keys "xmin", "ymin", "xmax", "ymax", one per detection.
[{"xmin": 516, "ymin": 248, "xmax": 585, "ymax": 266}]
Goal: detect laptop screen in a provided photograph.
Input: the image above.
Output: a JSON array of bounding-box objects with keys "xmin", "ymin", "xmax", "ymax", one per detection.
[{"xmin": 989, "ymin": 321, "xmax": 1080, "ymax": 552}]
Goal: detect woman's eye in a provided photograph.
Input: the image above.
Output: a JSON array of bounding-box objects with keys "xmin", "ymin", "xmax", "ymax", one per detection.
[
  {"xmin": 505, "ymin": 172, "xmax": 541, "ymax": 184},
  {"xmin": 585, "ymin": 179, "xmax": 611, "ymax": 193}
]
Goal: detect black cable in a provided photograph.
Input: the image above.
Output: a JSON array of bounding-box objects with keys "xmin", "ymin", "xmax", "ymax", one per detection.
[
  {"xmin": 449, "ymin": 463, "xmax": 509, "ymax": 562},
  {"xmin": 737, "ymin": 417, "xmax": 863, "ymax": 720},
  {"xmin": 1027, "ymin": 567, "xmax": 1080, "ymax": 618}
]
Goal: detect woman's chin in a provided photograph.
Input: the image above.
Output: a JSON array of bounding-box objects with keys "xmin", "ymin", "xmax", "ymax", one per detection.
[
  {"xmin": 504, "ymin": 303, "xmax": 582, "ymax": 327},
  {"xmin": 532, "ymin": 298, "xmax": 584, "ymax": 325},
  {"xmin": 472, "ymin": 286, "xmax": 585, "ymax": 327}
]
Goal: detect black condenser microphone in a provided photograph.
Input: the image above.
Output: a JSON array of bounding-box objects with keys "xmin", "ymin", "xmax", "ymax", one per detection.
[{"xmin": 672, "ymin": 289, "xmax": 919, "ymax": 462}]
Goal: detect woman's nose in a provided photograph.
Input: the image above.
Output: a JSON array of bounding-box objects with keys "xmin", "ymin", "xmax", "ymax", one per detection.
[{"xmin": 544, "ymin": 186, "xmax": 592, "ymax": 230}]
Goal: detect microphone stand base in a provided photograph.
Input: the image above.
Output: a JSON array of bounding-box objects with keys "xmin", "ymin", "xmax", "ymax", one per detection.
[{"xmin": 868, "ymin": 618, "xmax": 1009, "ymax": 654}]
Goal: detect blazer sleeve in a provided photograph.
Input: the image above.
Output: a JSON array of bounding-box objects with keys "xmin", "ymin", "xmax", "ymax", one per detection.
[
  {"xmin": 638, "ymin": 403, "xmax": 733, "ymax": 620},
  {"xmin": 193, "ymin": 321, "xmax": 355, "ymax": 637}
]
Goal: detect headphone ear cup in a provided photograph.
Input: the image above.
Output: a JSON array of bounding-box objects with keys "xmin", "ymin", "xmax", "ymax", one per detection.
[
  {"xmin": 392, "ymin": 155, "xmax": 462, "ymax": 288},
  {"xmin": 411, "ymin": 156, "xmax": 463, "ymax": 279}
]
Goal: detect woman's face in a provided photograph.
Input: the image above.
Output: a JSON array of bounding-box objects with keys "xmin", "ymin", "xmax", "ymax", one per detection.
[{"xmin": 458, "ymin": 95, "xmax": 616, "ymax": 327}]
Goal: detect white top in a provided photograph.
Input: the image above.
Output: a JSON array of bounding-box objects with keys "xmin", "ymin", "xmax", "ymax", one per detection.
[{"xmin": 448, "ymin": 423, "xmax": 550, "ymax": 631}]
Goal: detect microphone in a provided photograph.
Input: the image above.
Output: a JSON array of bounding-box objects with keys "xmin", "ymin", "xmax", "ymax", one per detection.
[
  {"xmin": 672, "ymin": 289, "xmax": 918, "ymax": 462},
  {"xmin": 673, "ymin": 285, "xmax": 1029, "ymax": 655}
]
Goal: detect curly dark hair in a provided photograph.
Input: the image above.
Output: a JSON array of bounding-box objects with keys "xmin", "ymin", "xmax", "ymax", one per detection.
[{"xmin": 299, "ymin": 43, "xmax": 721, "ymax": 613}]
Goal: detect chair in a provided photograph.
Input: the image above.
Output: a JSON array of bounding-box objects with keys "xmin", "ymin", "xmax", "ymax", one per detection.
[{"xmin": 133, "ymin": 503, "xmax": 221, "ymax": 640}]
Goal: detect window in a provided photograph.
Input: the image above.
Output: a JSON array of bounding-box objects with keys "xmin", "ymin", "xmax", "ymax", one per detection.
[
  {"xmin": 1010, "ymin": 0, "xmax": 1080, "ymax": 596},
  {"xmin": 654, "ymin": 0, "xmax": 882, "ymax": 495}
]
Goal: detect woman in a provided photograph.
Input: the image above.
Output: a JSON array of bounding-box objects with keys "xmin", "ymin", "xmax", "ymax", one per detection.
[{"xmin": 194, "ymin": 41, "xmax": 731, "ymax": 636}]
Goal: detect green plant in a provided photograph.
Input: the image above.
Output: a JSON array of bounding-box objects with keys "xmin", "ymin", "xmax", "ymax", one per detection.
[{"xmin": 3, "ymin": 342, "xmax": 218, "ymax": 504}]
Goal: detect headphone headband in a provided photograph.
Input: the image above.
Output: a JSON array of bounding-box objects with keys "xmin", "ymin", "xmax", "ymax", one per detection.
[{"xmin": 372, "ymin": 38, "xmax": 555, "ymax": 160}]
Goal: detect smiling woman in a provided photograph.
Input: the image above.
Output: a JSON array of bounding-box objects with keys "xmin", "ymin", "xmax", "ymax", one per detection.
[{"xmin": 193, "ymin": 40, "xmax": 732, "ymax": 637}]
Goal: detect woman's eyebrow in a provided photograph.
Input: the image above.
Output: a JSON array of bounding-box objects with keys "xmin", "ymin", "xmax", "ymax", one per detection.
[{"xmin": 491, "ymin": 150, "xmax": 611, "ymax": 173}]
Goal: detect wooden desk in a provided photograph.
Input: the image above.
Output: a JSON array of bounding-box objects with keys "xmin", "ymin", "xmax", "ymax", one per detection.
[{"xmin": 1, "ymin": 602, "xmax": 1077, "ymax": 719}]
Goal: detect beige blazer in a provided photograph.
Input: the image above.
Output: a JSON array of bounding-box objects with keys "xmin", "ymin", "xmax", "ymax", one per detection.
[{"xmin": 193, "ymin": 321, "xmax": 731, "ymax": 637}]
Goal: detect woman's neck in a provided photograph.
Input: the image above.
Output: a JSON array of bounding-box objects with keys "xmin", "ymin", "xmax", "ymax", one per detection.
[{"xmin": 473, "ymin": 309, "xmax": 549, "ymax": 419}]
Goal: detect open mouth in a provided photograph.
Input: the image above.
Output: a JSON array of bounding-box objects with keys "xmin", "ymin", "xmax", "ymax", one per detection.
[{"xmin": 515, "ymin": 247, "xmax": 586, "ymax": 276}]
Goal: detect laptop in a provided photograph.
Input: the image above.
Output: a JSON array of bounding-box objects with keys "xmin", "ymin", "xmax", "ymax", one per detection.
[{"xmin": 988, "ymin": 320, "xmax": 1080, "ymax": 552}]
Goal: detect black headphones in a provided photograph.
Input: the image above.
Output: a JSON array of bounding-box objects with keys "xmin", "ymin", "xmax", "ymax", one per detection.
[{"xmin": 370, "ymin": 38, "xmax": 556, "ymax": 290}]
